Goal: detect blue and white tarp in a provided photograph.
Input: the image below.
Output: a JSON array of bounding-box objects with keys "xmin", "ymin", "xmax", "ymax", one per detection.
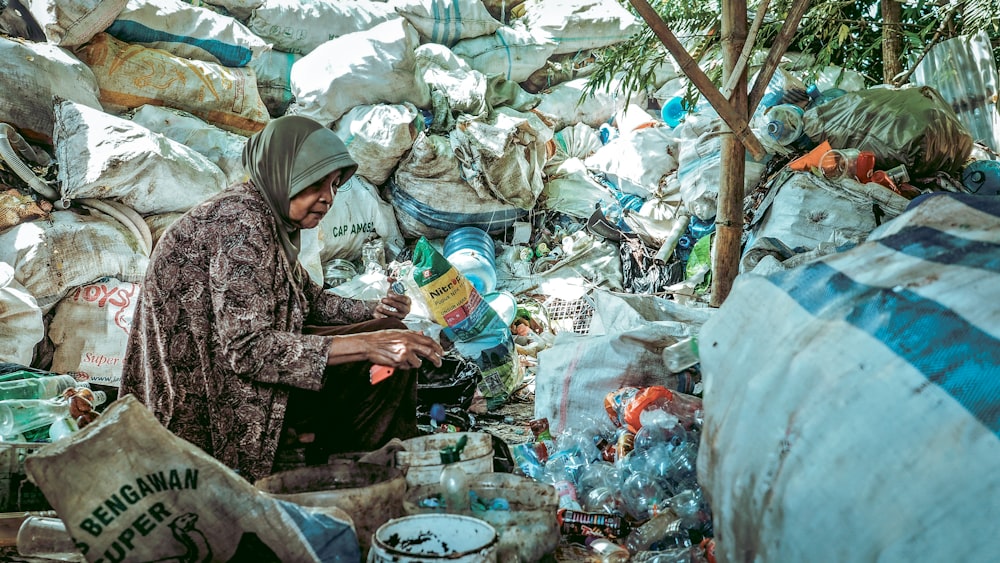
[{"xmin": 700, "ymin": 193, "xmax": 1000, "ymax": 562}]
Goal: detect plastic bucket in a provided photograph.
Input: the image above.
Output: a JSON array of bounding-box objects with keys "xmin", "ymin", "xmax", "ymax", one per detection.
[
  {"xmin": 368, "ymin": 514, "xmax": 498, "ymax": 562},
  {"xmin": 395, "ymin": 432, "xmax": 494, "ymax": 487},
  {"xmin": 254, "ymin": 460, "xmax": 406, "ymax": 558},
  {"xmin": 403, "ymin": 473, "xmax": 560, "ymax": 562}
]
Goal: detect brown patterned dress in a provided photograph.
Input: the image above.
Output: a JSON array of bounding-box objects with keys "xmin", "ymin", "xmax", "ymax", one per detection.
[{"xmin": 120, "ymin": 183, "xmax": 412, "ymax": 482}]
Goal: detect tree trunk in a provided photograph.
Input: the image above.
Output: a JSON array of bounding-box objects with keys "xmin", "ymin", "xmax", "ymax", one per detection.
[
  {"xmin": 882, "ymin": 0, "xmax": 903, "ymax": 84},
  {"xmin": 711, "ymin": 0, "xmax": 749, "ymax": 307}
]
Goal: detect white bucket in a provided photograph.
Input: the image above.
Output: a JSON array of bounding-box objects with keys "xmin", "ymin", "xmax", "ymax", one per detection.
[
  {"xmin": 367, "ymin": 514, "xmax": 498, "ymax": 562},
  {"xmin": 396, "ymin": 432, "xmax": 494, "ymax": 487}
]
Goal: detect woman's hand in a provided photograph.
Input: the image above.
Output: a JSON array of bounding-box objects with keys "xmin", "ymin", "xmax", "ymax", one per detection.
[
  {"xmin": 372, "ymin": 285, "xmax": 411, "ymax": 320},
  {"xmin": 327, "ymin": 329, "xmax": 444, "ymax": 369}
]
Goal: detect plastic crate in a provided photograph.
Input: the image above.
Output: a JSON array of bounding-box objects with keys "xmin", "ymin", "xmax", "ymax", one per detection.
[{"xmin": 0, "ymin": 442, "xmax": 50, "ymax": 513}]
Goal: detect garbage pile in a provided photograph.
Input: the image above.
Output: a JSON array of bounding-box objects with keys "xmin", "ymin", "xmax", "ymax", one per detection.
[{"xmin": 1, "ymin": 0, "xmax": 1000, "ymax": 561}]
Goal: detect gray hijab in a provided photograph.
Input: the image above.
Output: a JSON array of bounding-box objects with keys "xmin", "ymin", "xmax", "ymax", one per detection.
[{"xmin": 242, "ymin": 115, "xmax": 357, "ymax": 272}]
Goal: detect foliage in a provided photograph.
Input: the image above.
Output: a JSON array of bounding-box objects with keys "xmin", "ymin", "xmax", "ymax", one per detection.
[{"xmin": 586, "ymin": 0, "xmax": 1000, "ymax": 104}]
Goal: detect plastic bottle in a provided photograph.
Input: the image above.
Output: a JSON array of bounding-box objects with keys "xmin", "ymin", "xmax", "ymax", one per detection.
[
  {"xmin": 361, "ymin": 237, "xmax": 386, "ymax": 274},
  {"xmin": 626, "ymin": 509, "xmax": 693, "ymax": 554},
  {"xmin": 16, "ymin": 516, "xmax": 84, "ymax": 562},
  {"xmin": 662, "ymin": 336, "xmax": 699, "ymax": 373},
  {"xmin": 444, "ymin": 227, "xmax": 497, "ymax": 295},
  {"xmin": 439, "ymin": 435, "xmax": 470, "ymax": 514},
  {"xmin": 762, "ymin": 104, "xmax": 805, "ymax": 146},
  {"xmin": 806, "ymin": 84, "xmax": 847, "ymax": 109},
  {"xmin": 587, "ymin": 537, "xmax": 631, "ymax": 563},
  {"xmin": 0, "ymin": 390, "xmax": 106, "ymax": 436},
  {"xmin": 0, "ymin": 374, "xmax": 81, "ymax": 401},
  {"xmin": 660, "ymin": 96, "xmax": 687, "ymax": 128},
  {"xmin": 0, "ymin": 369, "xmax": 51, "ymax": 383}
]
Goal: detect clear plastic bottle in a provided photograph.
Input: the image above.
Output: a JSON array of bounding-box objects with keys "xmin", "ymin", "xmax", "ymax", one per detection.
[
  {"xmin": 0, "ymin": 374, "xmax": 81, "ymax": 401},
  {"xmin": 16, "ymin": 516, "xmax": 84, "ymax": 562},
  {"xmin": 0, "ymin": 390, "xmax": 106, "ymax": 436},
  {"xmin": 439, "ymin": 436, "xmax": 470, "ymax": 514},
  {"xmin": 761, "ymin": 104, "xmax": 805, "ymax": 146},
  {"xmin": 662, "ymin": 336, "xmax": 699, "ymax": 373},
  {"xmin": 587, "ymin": 537, "xmax": 631, "ymax": 563},
  {"xmin": 625, "ymin": 509, "xmax": 693, "ymax": 554},
  {"xmin": 806, "ymin": 84, "xmax": 848, "ymax": 109}
]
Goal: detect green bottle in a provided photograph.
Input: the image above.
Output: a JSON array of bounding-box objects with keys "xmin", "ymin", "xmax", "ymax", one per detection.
[{"xmin": 0, "ymin": 375, "xmax": 81, "ymax": 401}]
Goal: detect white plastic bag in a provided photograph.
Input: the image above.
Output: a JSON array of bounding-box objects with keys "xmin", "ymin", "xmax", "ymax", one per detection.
[
  {"xmin": 0, "ymin": 209, "xmax": 148, "ymax": 312},
  {"xmin": 0, "ymin": 36, "xmax": 103, "ymax": 142},
  {"xmin": 247, "ymin": 0, "xmax": 398, "ymax": 55},
  {"xmin": 393, "ymin": 0, "xmax": 501, "ymax": 46},
  {"xmin": 316, "ymin": 175, "xmax": 406, "ymax": 264},
  {"xmin": 105, "ymin": 0, "xmax": 269, "ymax": 66},
  {"xmin": 0, "ymin": 262, "xmax": 43, "ymax": 365},
  {"xmin": 450, "ymin": 21, "xmax": 556, "ymax": 82},
  {"xmin": 19, "ymin": 0, "xmax": 127, "ymax": 46},
  {"xmin": 289, "ymin": 18, "xmax": 431, "ymax": 126},
  {"xmin": 584, "ymin": 125, "xmax": 678, "ymax": 198},
  {"xmin": 700, "ymin": 193, "xmax": 1000, "ymax": 562},
  {"xmin": 332, "ymin": 103, "xmax": 420, "ymax": 186},
  {"xmin": 517, "ymin": 0, "xmax": 641, "ymax": 55},
  {"xmin": 55, "ymin": 100, "xmax": 229, "ymax": 215},
  {"xmin": 533, "ymin": 77, "xmax": 640, "ymax": 130},
  {"xmin": 130, "ymin": 105, "xmax": 249, "ymax": 187},
  {"xmin": 48, "ymin": 277, "xmax": 139, "ymax": 387},
  {"xmin": 247, "ymin": 49, "xmax": 301, "ymax": 117}
]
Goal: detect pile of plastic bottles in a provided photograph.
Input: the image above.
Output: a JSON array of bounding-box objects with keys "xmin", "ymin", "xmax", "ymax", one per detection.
[{"xmin": 512, "ymin": 385, "xmax": 714, "ymax": 562}]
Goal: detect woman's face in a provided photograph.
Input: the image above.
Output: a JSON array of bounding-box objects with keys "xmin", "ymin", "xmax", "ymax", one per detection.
[{"xmin": 288, "ymin": 169, "xmax": 346, "ymax": 229}]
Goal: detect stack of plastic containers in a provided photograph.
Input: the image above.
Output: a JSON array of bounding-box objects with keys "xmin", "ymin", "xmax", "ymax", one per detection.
[{"xmin": 443, "ymin": 227, "xmax": 497, "ymax": 296}]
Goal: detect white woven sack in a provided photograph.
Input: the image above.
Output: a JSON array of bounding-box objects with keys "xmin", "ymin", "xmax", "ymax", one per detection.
[
  {"xmin": 20, "ymin": 0, "xmax": 127, "ymax": 46},
  {"xmin": 143, "ymin": 212, "xmax": 184, "ymax": 247},
  {"xmin": 55, "ymin": 100, "xmax": 228, "ymax": 215},
  {"xmin": 105, "ymin": 0, "xmax": 269, "ymax": 67},
  {"xmin": 534, "ymin": 290, "xmax": 714, "ymax": 435},
  {"xmin": 533, "ymin": 77, "xmax": 640, "ymax": 130},
  {"xmin": 415, "ymin": 43, "xmax": 490, "ymax": 116},
  {"xmin": 247, "ymin": 49, "xmax": 300, "ymax": 117},
  {"xmin": 289, "ymin": 18, "xmax": 431, "ymax": 126},
  {"xmin": 0, "ymin": 209, "xmax": 148, "ymax": 313},
  {"xmin": 48, "ymin": 277, "xmax": 139, "ymax": 387},
  {"xmin": 203, "ymin": 0, "xmax": 263, "ymax": 21},
  {"xmin": 544, "ymin": 123, "xmax": 602, "ymax": 174},
  {"xmin": 26, "ymin": 395, "xmax": 361, "ymax": 561},
  {"xmin": 331, "ymin": 103, "xmax": 420, "ymax": 186},
  {"xmin": 390, "ymin": 132, "xmax": 525, "ymax": 238},
  {"xmin": 585, "ymin": 125, "xmax": 678, "ymax": 198},
  {"xmin": 700, "ymin": 193, "xmax": 1000, "ymax": 563},
  {"xmin": 742, "ymin": 171, "xmax": 909, "ymax": 273},
  {"xmin": 393, "ymin": 0, "xmax": 501, "ymax": 46},
  {"xmin": 130, "ymin": 105, "xmax": 249, "ymax": 188},
  {"xmin": 74, "ymin": 33, "xmax": 271, "ymax": 136},
  {"xmin": 0, "ymin": 262, "xmax": 43, "ymax": 365},
  {"xmin": 540, "ymin": 157, "xmax": 617, "ymax": 219},
  {"xmin": 0, "ymin": 37, "xmax": 103, "ymax": 143},
  {"xmin": 450, "ymin": 108, "xmax": 550, "ymax": 209},
  {"xmin": 517, "ymin": 0, "xmax": 641, "ymax": 55},
  {"xmin": 316, "ymin": 175, "xmax": 406, "ymax": 263},
  {"xmin": 450, "ymin": 21, "xmax": 556, "ymax": 83},
  {"xmin": 248, "ymin": 0, "xmax": 398, "ymax": 55}
]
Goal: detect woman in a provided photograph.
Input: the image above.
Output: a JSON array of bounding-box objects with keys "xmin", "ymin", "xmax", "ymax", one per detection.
[{"xmin": 121, "ymin": 115, "xmax": 443, "ymax": 482}]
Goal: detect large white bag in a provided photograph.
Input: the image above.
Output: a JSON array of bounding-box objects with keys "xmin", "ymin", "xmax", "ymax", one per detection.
[
  {"xmin": 699, "ymin": 193, "xmax": 1000, "ymax": 563},
  {"xmin": 55, "ymin": 100, "xmax": 229, "ymax": 215},
  {"xmin": 247, "ymin": 49, "xmax": 300, "ymax": 117},
  {"xmin": 0, "ymin": 37, "xmax": 103, "ymax": 143},
  {"xmin": 389, "ymin": 132, "xmax": 527, "ymax": 238},
  {"xmin": 105, "ymin": 0, "xmax": 269, "ymax": 67},
  {"xmin": 534, "ymin": 290, "xmax": 714, "ymax": 436},
  {"xmin": 0, "ymin": 262, "xmax": 43, "ymax": 365},
  {"xmin": 18, "ymin": 0, "xmax": 127, "ymax": 46},
  {"xmin": 316, "ymin": 175, "xmax": 406, "ymax": 263},
  {"xmin": 130, "ymin": 105, "xmax": 249, "ymax": 188},
  {"xmin": 331, "ymin": 103, "xmax": 420, "ymax": 186},
  {"xmin": 584, "ymin": 124, "xmax": 678, "ymax": 198},
  {"xmin": 393, "ymin": 0, "xmax": 501, "ymax": 46},
  {"xmin": 533, "ymin": 77, "xmax": 639, "ymax": 130},
  {"xmin": 26, "ymin": 395, "xmax": 361, "ymax": 562},
  {"xmin": 74, "ymin": 33, "xmax": 271, "ymax": 136},
  {"xmin": 517, "ymin": 0, "xmax": 641, "ymax": 55},
  {"xmin": 48, "ymin": 277, "xmax": 139, "ymax": 388},
  {"xmin": 450, "ymin": 22, "xmax": 556, "ymax": 82},
  {"xmin": 247, "ymin": 0, "xmax": 398, "ymax": 55},
  {"xmin": 0, "ymin": 209, "xmax": 148, "ymax": 312},
  {"xmin": 289, "ymin": 18, "xmax": 431, "ymax": 126}
]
